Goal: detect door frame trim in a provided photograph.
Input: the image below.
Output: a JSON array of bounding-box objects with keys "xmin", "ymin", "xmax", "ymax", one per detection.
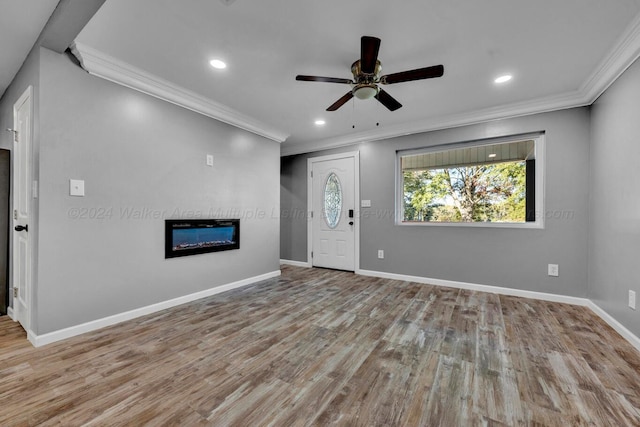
[
  {"xmin": 10, "ymin": 85, "xmax": 34, "ymax": 334},
  {"xmin": 307, "ymin": 151, "xmax": 360, "ymax": 272},
  {"xmin": 0, "ymin": 149, "xmax": 10, "ymax": 315}
]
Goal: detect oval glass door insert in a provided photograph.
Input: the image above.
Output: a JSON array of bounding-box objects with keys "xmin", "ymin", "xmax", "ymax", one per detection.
[{"xmin": 323, "ymin": 172, "xmax": 342, "ymax": 228}]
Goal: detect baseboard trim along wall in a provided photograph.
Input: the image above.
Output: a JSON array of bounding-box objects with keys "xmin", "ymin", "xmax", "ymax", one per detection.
[
  {"xmin": 24, "ymin": 266, "xmax": 640, "ymax": 353},
  {"xmin": 280, "ymin": 259, "xmax": 312, "ymax": 268},
  {"xmin": 29, "ymin": 270, "xmax": 281, "ymax": 347},
  {"xmin": 357, "ymin": 268, "xmax": 640, "ymax": 353},
  {"xmin": 586, "ymin": 300, "xmax": 640, "ymax": 353},
  {"xmin": 357, "ymin": 269, "xmax": 590, "ymax": 305}
]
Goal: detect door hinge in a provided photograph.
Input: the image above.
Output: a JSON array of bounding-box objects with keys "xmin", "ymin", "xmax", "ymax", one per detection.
[
  {"xmin": 6, "ymin": 128, "xmax": 18, "ymax": 143},
  {"xmin": 310, "ymin": 170, "xmax": 313, "ymax": 178},
  {"xmin": 311, "ymin": 251, "xmax": 313, "ymax": 258},
  {"xmin": 13, "ymin": 287, "xmax": 18, "ymax": 298},
  {"xmin": 13, "ymin": 210, "xmax": 17, "ymax": 220},
  {"xmin": 310, "ymin": 211, "xmax": 313, "ymax": 218}
]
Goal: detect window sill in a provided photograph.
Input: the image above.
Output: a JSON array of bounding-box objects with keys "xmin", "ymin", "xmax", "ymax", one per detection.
[{"xmin": 397, "ymin": 220, "xmax": 544, "ymax": 229}]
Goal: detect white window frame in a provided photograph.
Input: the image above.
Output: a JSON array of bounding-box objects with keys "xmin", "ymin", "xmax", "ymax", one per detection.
[{"xmin": 396, "ymin": 133, "xmax": 545, "ymax": 229}]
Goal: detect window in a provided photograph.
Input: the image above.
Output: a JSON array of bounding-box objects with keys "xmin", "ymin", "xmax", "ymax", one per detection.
[
  {"xmin": 323, "ymin": 172, "xmax": 342, "ymax": 228},
  {"xmin": 397, "ymin": 134, "xmax": 544, "ymax": 228}
]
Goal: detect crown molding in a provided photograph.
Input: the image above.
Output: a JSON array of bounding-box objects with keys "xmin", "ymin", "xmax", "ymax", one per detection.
[
  {"xmin": 282, "ymin": 13, "xmax": 640, "ymax": 156},
  {"xmin": 70, "ymin": 42, "xmax": 289, "ymax": 143},
  {"xmin": 580, "ymin": 11, "xmax": 640, "ymax": 102},
  {"xmin": 71, "ymin": 10, "xmax": 640, "ymax": 153},
  {"xmin": 280, "ymin": 90, "xmax": 587, "ymax": 156}
]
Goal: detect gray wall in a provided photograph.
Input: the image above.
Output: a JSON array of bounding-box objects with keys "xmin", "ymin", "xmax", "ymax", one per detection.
[
  {"xmin": 589, "ymin": 58, "xmax": 640, "ymax": 337},
  {"xmin": 33, "ymin": 48, "xmax": 280, "ymax": 334},
  {"xmin": 282, "ymin": 108, "xmax": 591, "ymax": 297},
  {"xmin": 280, "ymin": 157, "xmax": 303, "ymax": 261}
]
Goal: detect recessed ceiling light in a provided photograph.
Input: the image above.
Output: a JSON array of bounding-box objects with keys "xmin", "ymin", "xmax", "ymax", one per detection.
[
  {"xmin": 209, "ymin": 59, "xmax": 227, "ymax": 69},
  {"xmin": 314, "ymin": 119, "xmax": 326, "ymax": 126},
  {"xmin": 488, "ymin": 153, "xmax": 497, "ymax": 158},
  {"xmin": 494, "ymin": 74, "xmax": 512, "ymax": 84}
]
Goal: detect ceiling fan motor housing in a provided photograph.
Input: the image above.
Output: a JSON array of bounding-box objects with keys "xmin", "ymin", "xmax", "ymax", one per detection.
[{"xmin": 351, "ymin": 59, "xmax": 381, "ymax": 99}]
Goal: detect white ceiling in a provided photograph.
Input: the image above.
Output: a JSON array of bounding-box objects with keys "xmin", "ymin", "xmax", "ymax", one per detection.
[
  {"xmin": 5, "ymin": 1, "xmax": 640, "ymax": 155},
  {"xmin": 0, "ymin": 0, "xmax": 59, "ymax": 98}
]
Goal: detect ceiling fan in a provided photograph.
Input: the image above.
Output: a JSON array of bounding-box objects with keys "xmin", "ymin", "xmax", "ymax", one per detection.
[{"xmin": 296, "ymin": 36, "xmax": 444, "ymax": 112}]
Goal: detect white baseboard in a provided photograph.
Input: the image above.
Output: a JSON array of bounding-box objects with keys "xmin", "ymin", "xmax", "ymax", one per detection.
[
  {"xmin": 30, "ymin": 270, "xmax": 281, "ymax": 347},
  {"xmin": 24, "ymin": 265, "xmax": 640, "ymax": 355},
  {"xmin": 587, "ymin": 301, "xmax": 640, "ymax": 353},
  {"xmin": 280, "ymin": 259, "xmax": 311, "ymax": 268},
  {"xmin": 27, "ymin": 330, "xmax": 38, "ymax": 345},
  {"xmin": 357, "ymin": 268, "xmax": 640, "ymax": 353},
  {"xmin": 357, "ymin": 269, "xmax": 590, "ymax": 306},
  {"xmin": 7, "ymin": 306, "xmax": 15, "ymax": 321}
]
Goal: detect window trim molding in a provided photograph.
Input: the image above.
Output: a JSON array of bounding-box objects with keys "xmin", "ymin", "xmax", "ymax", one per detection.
[{"xmin": 395, "ymin": 132, "xmax": 545, "ymax": 229}]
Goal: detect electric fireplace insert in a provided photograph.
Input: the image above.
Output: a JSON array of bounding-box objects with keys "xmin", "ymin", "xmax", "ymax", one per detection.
[{"xmin": 165, "ymin": 219, "xmax": 240, "ymax": 258}]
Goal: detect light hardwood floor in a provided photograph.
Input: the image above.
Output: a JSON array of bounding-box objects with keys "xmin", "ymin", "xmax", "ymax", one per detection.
[{"xmin": 1, "ymin": 265, "xmax": 639, "ymax": 426}]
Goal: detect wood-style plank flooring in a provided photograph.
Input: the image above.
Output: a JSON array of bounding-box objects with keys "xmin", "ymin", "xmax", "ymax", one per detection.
[{"xmin": 1, "ymin": 265, "xmax": 639, "ymax": 426}]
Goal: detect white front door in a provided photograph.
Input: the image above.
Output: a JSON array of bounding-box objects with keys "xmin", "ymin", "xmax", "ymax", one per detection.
[
  {"xmin": 310, "ymin": 155, "xmax": 356, "ymax": 271},
  {"xmin": 12, "ymin": 86, "xmax": 33, "ymax": 331}
]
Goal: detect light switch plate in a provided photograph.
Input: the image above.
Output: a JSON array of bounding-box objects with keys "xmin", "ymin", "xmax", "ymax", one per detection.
[
  {"xmin": 361, "ymin": 200, "xmax": 371, "ymax": 208},
  {"xmin": 206, "ymin": 154, "xmax": 214, "ymax": 166},
  {"xmin": 70, "ymin": 179, "xmax": 85, "ymax": 197}
]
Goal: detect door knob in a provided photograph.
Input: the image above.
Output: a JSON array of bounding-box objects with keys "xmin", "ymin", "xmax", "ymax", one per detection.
[
  {"xmin": 14, "ymin": 224, "xmax": 28, "ymax": 232},
  {"xmin": 349, "ymin": 221, "xmax": 354, "ymax": 225}
]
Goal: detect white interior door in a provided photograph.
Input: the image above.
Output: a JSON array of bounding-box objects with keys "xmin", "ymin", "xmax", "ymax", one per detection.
[
  {"xmin": 11, "ymin": 86, "xmax": 33, "ymax": 331},
  {"xmin": 310, "ymin": 156, "xmax": 355, "ymax": 271}
]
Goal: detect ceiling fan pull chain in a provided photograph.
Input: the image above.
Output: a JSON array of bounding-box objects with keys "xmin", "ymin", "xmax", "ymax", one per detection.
[{"xmin": 351, "ymin": 95, "xmax": 355, "ymax": 129}]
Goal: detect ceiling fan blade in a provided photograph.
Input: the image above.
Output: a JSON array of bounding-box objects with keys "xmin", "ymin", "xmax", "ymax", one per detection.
[
  {"xmin": 375, "ymin": 89, "xmax": 402, "ymax": 111},
  {"xmin": 296, "ymin": 75, "xmax": 353, "ymax": 84},
  {"xmin": 360, "ymin": 36, "xmax": 381, "ymax": 74},
  {"xmin": 327, "ymin": 92, "xmax": 354, "ymax": 111},
  {"xmin": 381, "ymin": 64, "xmax": 444, "ymax": 84}
]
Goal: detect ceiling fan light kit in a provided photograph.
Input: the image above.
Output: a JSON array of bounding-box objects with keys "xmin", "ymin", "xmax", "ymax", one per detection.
[
  {"xmin": 296, "ymin": 36, "xmax": 444, "ymax": 112},
  {"xmin": 354, "ymin": 85, "xmax": 378, "ymax": 100}
]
